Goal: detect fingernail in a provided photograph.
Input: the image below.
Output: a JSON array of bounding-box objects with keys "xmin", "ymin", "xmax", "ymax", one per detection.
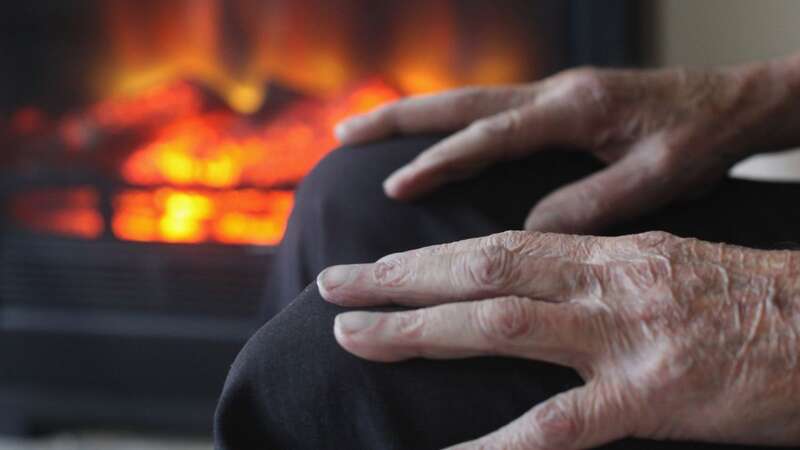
[
  {"xmin": 337, "ymin": 312, "xmax": 379, "ymax": 334},
  {"xmin": 318, "ymin": 265, "xmax": 357, "ymax": 295}
]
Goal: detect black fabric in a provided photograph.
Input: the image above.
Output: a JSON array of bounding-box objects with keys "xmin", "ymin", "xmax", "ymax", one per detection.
[{"xmin": 218, "ymin": 135, "xmax": 800, "ymax": 450}]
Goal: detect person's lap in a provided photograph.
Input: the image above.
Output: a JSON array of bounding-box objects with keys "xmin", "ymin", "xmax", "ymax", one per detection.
[{"xmin": 217, "ymin": 135, "xmax": 800, "ymax": 450}]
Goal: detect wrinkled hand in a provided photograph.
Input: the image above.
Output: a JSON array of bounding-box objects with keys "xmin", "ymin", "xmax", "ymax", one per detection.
[
  {"xmin": 335, "ymin": 63, "xmax": 797, "ymax": 233},
  {"xmin": 318, "ymin": 231, "xmax": 800, "ymax": 449}
]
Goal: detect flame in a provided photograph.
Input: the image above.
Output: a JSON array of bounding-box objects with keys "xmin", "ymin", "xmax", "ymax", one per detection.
[
  {"xmin": 109, "ymin": 78, "xmax": 398, "ymax": 245},
  {"xmin": 90, "ymin": 81, "xmax": 204, "ymax": 130},
  {"xmin": 9, "ymin": 1, "xmax": 537, "ymax": 246},
  {"xmin": 95, "ymin": 0, "xmax": 535, "ymax": 111},
  {"xmin": 9, "ymin": 79, "xmax": 398, "ymax": 246},
  {"xmin": 120, "ymin": 79, "xmax": 400, "ymax": 188},
  {"xmin": 112, "ymin": 188, "xmax": 293, "ymax": 245},
  {"xmin": 387, "ymin": 2, "xmax": 535, "ymax": 94}
]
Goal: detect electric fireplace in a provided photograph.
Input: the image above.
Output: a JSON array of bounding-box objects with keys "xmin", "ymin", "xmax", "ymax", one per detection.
[{"xmin": 0, "ymin": 0, "xmax": 642, "ymax": 437}]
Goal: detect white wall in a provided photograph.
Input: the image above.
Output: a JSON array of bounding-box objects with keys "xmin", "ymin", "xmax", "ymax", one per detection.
[{"xmin": 652, "ymin": 0, "xmax": 800, "ymax": 180}]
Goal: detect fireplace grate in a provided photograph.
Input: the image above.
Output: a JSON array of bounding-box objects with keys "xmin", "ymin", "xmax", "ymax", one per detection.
[{"xmin": 0, "ymin": 234, "xmax": 270, "ymax": 318}]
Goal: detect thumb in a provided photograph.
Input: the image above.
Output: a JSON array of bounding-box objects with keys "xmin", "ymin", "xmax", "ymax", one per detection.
[
  {"xmin": 525, "ymin": 142, "xmax": 679, "ymax": 234},
  {"xmin": 448, "ymin": 382, "xmax": 632, "ymax": 450}
]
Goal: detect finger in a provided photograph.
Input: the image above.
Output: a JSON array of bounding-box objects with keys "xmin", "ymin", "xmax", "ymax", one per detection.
[
  {"xmin": 334, "ymin": 86, "xmax": 532, "ymax": 145},
  {"xmin": 387, "ymin": 230, "xmax": 612, "ymax": 264},
  {"xmin": 318, "ymin": 246, "xmax": 606, "ymax": 307},
  {"xmin": 333, "ymin": 296, "xmax": 597, "ymax": 367},
  {"xmin": 448, "ymin": 382, "xmax": 631, "ymax": 450},
  {"xmin": 525, "ymin": 138, "xmax": 682, "ymax": 234},
  {"xmin": 383, "ymin": 99, "xmax": 591, "ymax": 200}
]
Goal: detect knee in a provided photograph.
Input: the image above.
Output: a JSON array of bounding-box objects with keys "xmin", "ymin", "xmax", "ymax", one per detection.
[
  {"xmin": 216, "ymin": 283, "xmax": 583, "ymax": 450},
  {"xmin": 214, "ymin": 284, "xmax": 373, "ymax": 449}
]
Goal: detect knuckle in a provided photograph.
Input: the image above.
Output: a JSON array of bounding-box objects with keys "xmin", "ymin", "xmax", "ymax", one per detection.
[
  {"xmin": 393, "ymin": 310, "xmax": 426, "ymax": 341},
  {"xmin": 476, "ymin": 297, "xmax": 532, "ymax": 343},
  {"xmin": 486, "ymin": 230, "xmax": 531, "ymax": 250},
  {"xmin": 553, "ymin": 70, "xmax": 619, "ymax": 144},
  {"xmin": 616, "ymin": 260, "xmax": 665, "ymax": 292},
  {"xmin": 372, "ymin": 255, "xmax": 413, "ymax": 287},
  {"xmin": 470, "ymin": 109, "xmax": 523, "ymax": 143},
  {"xmin": 576, "ymin": 263, "xmax": 608, "ymax": 297},
  {"xmin": 560, "ymin": 67, "xmax": 612, "ymax": 109},
  {"xmin": 650, "ymin": 141, "xmax": 683, "ymax": 174},
  {"xmin": 563, "ymin": 66, "xmax": 600, "ymax": 79},
  {"xmin": 519, "ymin": 231, "xmax": 567, "ymax": 257},
  {"xmin": 451, "ymin": 87, "xmax": 487, "ymax": 111},
  {"xmin": 467, "ymin": 246, "xmax": 518, "ymax": 291},
  {"xmin": 573, "ymin": 235, "xmax": 601, "ymax": 260},
  {"xmin": 629, "ymin": 231, "xmax": 678, "ymax": 254},
  {"xmin": 373, "ymin": 101, "xmax": 399, "ymax": 123},
  {"xmin": 535, "ymin": 397, "xmax": 581, "ymax": 448}
]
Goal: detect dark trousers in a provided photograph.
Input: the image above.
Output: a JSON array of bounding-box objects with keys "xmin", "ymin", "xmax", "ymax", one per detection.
[{"xmin": 215, "ymin": 135, "xmax": 800, "ymax": 450}]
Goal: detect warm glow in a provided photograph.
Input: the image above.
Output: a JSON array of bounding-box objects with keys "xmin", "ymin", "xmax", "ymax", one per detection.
[
  {"xmin": 9, "ymin": 1, "xmax": 538, "ymax": 246},
  {"xmin": 90, "ymin": 80, "xmax": 203, "ymax": 129},
  {"xmin": 95, "ymin": 0, "xmax": 534, "ymax": 110},
  {"xmin": 224, "ymin": 83, "xmax": 266, "ymax": 115},
  {"xmin": 112, "ymin": 188, "xmax": 293, "ymax": 245},
  {"xmin": 386, "ymin": 2, "xmax": 533, "ymax": 94},
  {"xmin": 10, "ymin": 188, "xmax": 104, "ymax": 239},
  {"xmin": 120, "ymin": 79, "xmax": 400, "ymax": 189},
  {"xmin": 109, "ymin": 79, "xmax": 398, "ymax": 245},
  {"xmin": 9, "ymin": 107, "xmax": 48, "ymax": 135}
]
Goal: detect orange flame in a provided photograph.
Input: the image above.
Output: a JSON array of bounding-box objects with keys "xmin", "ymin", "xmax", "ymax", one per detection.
[
  {"xmin": 95, "ymin": 0, "xmax": 535, "ymax": 112},
  {"xmin": 90, "ymin": 81, "xmax": 204, "ymax": 130},
  {"xmin": 120, "ymin": 79, "xmax": 400, "ymax": 189},
  {"xmin": 112, "ymin": 188, "xmax": 294, "ymax": 245},
  {"xmin": 111, "ymin": 78, "xmax": 398, "ymax": 245},
  {"xmin": 10, "ymin": 1, "xmax": 537, "ymax": 246}
]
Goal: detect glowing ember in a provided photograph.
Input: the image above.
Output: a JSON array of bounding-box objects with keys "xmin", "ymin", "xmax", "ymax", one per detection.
[
  {"xmin": 7, "ymin": 0, "xmax": 536, "ymax": 246},
  {"xmin": 112, "ymin": 79, "xmax": 398, "ymax": 245},
  {"xmin": 8, "ymin": 79, "xmax": 399, "ymax": 246},
  {"xmin": 9, "ymin": 187, "xmax": 104, "ymax": 239},
  {"xmin": 90, "ymin": 80, "xmax": 204, "ymax": 130},
  {"xmin": 112, "ymin": 188, "xmax": 293, "ymax": 245},
  {"xmin": 121, "ymin": 79, "xmax": 400, "ymax": 189}
]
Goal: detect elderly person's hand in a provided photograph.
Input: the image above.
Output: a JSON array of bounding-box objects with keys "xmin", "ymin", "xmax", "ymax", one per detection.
[
  {"xmin": 317, "ymin": 231, "xmax": 800, "ymax": 449},
  {"xmin": 335, "ymin": 60, "xmax": 800, "ymax": 233}
]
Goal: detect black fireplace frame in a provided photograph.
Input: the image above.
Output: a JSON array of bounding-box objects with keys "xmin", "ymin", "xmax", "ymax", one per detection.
[{"xmin": 0, "ymin": 0, "xmax": 644, "ymax": 438}]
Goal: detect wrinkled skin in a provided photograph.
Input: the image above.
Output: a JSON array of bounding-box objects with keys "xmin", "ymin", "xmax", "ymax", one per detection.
[
  {"xmin": 335, "ymin": 61, "xmax": 800, "ymax": 234},
  {"xmin": 318, "ymin": 231, "xmax": 800, "ymax": 449},
  {"xmin": 321, "ymin": 60, "xmax": 800, "ymax": 447}
]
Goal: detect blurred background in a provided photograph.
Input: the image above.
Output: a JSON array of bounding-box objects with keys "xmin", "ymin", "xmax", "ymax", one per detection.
[{"xmin": 0, "ymin": 1, "xmax": 798, "ymax": 449}]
